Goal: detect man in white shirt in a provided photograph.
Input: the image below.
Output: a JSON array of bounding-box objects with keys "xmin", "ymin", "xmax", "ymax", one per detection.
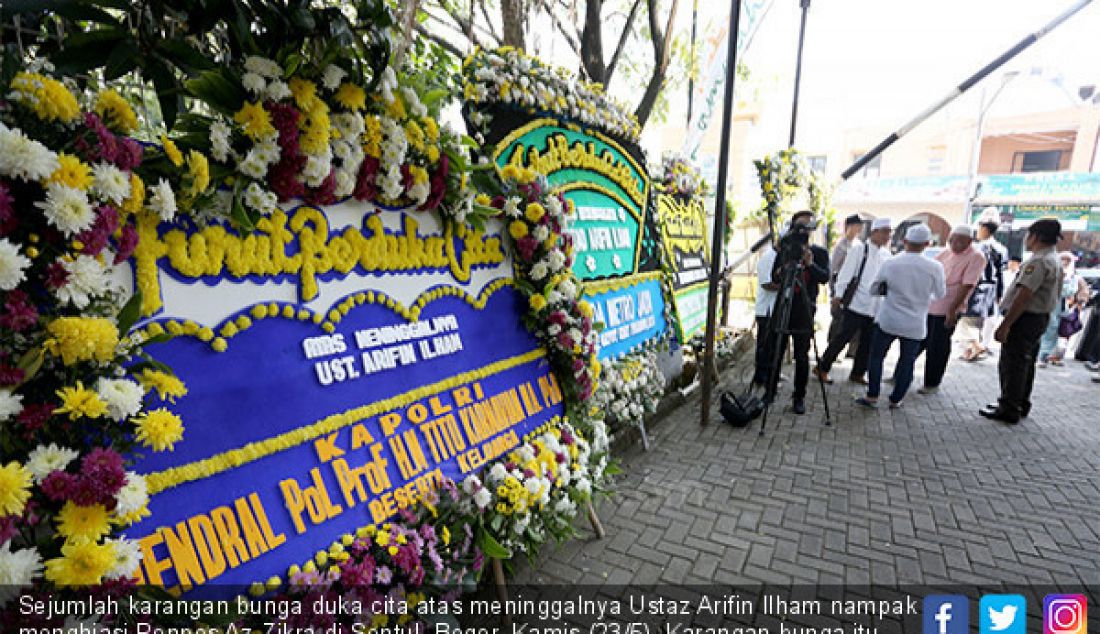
[
  {"xmin": 857, "ymin": 223, "xmax": 946, "ymax": 408},
  {"xmin": 751, "ymin": 243, "xmax": 779, "ymax": 388},
  {"xmin": 815, "ymin": 217, "xmax": 892, "ymax": 384},
  {"xmin": 827, "ymin": 214, "xmax": 865, "ymax": 344}
]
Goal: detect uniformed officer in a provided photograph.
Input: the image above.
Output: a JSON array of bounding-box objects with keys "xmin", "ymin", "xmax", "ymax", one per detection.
[{"xmin": 979, "ymin": 219, "xmax": 1064, "ymax": 424}]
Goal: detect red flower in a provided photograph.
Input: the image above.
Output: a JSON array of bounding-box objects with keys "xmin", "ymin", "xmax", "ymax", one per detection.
[
  {"xmin": 114, "ymin": 223, "xmax": 139, "ymax": 264},
  {"xmin": 115, "ymin": 138, "xmax": 144, "ymax": 171},
  {"xmin": 0, "ymin": 290, "xmax": 38, "ymax": 332},
  {"xmin": 353, "ymin": 157, "xmax": 381, "ymax": 202},
  {"xmin": 421, "ymin": 155, "xmax": 450, "ymax": 211},
  {"xmin": 77, "ymin": 206, "xmax": 119, "ymax": 257},
  {"xmin": 268, "ymin": 157, "xmax": 307, "ymax": 201},
  {"xmin": 516, "ymin": 235, "xmax": 539, "ymax": 260},
  {"xmin": 304, "ymin": 171, "xmax": 337, "ymax": 207},
  {"xmin": 16, "ymin": 402, "xmax": 54, "ymax": 434},
  {"xmin": 40, "ymin": 471, "xmax": 75, "ymax": 502},
  {"xmin": 0, "ymin": 365, "xmax": 25, "ymax": 386},
  {"xmin": 45, "ymin": 261, "xmax": 69, "ymax": 289},
  {"xmin": 0, "ymin": 181, "xmax": 15, "ymax": 236}
]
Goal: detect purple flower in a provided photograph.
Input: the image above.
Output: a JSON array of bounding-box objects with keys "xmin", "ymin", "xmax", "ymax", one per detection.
[
  {"xmin": 0, "ymin": 181, "xmax": 15, "ymax": 235},
  {"xmin": 374, "ymin": 565, "xmax": 392, "ymax": 585}
]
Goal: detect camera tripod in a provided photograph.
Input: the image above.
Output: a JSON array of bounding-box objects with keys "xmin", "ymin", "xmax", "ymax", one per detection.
[{"xmin": 758, "ymin": 255, "xmax": 833, "ymax": 435}]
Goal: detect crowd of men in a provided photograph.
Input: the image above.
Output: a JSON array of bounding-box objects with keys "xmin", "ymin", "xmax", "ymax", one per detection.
[{"xmin": 753, "ymin": 211, "xmax": 1068, "ymax": 424}]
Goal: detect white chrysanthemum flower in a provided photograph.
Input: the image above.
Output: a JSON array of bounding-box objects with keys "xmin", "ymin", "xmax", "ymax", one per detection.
[
  {"xmin": 95, "ymin": 378, "xmax": 143, "ymax": 422},
  {"xmin": 529, "ymin": 261, "xmax": 549, "ymax": 281},
  {"xmin": 242, "ymin": 71, "xmax": 267, "ymax": 96},
  {"xmin": 461, "ymin": 474, "xmax": 482, "ymax": 495},
  {"xmin": 559, "ymin": 279, "xmax": 577, "ymax": 299},
  {"xmin": 532, "ymin": 225, "xmax": 549, "ymax": 242},
  {"xmin": 104, "ymin": 537, "xmax": 143, "ymax": 580},
  {"xmin": 302, "ymin": 154, "xmax": 332, "ymax": 188},
  {"xmin": 0, "ymin": 543, "xmax": 43, "ymax": 603},
  {"xmin": 35, "ymin": 183, "xmax": 94, "ymax": 236},
  {"xmin": 333, "ymin": 169, "xmax": 355, "ymax": 199},
  {"xmin": 0, "ymin": 237, "xmax": 31, "ymax": 291},
  {"xmin": 243, "ymin": 182, "xmax": 277, "ymax": 216},
  {"xmin": 25, "ymin": 443, "xmax": 80, "ymax": 483},
  {"xmin": 0, "ymin": 122, "xmax": 59, "ymax": 182},
  {"xmin": 210, "ymin": 120, "xmax": 232, "ymax": 162},
  {"xmin": 0, "ymin": 389, "xmax": 22, "ymax": 422},
  {"xmin": 148, "ymin": 178, "xmax": 177, "ymax": 221},
  {"xmin": 472, "ymin": 487, "xmax": 492, "ymax": 510},
  {"xmin": 381, "ymin": 165, "xmax": 404, "ymax": 201},
  {"xmin": 378, "ymin": 67, "xmax": 398, "ymax": 103},
  {"xmin": 265, "ymin": 80, "xmax": 291, "ymax": 102},
  {"xmin": 92, "ymin": 162, "xmax": 131, "ymax": 205},
  {"xmin": 243, "ymin": 56, "xmax": 282, "ymax": 79},
  {"xmin": 115, "ymin": 471, "xmax": 149, "ymax": 517},
  {"xmin": 321, "ymin": 64, "xmax": 347, "ymax": 91},
  {"xmin": 55, "ymin": 254, "xmax": 113, "ymax": 309},
  {"xmin": 489, "ymin": 463, "xmax": 508, "ymax": 481}
]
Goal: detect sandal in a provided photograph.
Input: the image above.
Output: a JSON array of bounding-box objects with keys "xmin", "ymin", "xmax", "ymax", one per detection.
[{"xmin": 889, "ymin": 400, "xmax": 903, "ymax": 409}]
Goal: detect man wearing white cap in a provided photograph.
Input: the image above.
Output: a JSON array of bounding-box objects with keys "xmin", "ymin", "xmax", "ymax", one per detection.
[
  {"xmin": 815, "ymin": 217, "xmax": 893, "ymax": 385},
  {"xmin": 916, "ymin": 224, "xmax": 986, "ymax": 393},
  {"xmin": 856, "ymin": 223, "xmax": 946, "ymax": 409}
]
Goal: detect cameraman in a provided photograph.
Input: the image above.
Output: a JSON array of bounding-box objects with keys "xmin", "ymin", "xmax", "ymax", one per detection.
[{"xmin": 768, "ymin": 210, "xmax": 831, "ymax": 414}]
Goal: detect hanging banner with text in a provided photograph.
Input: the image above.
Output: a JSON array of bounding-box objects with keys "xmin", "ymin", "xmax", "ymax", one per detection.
[
  {"xmin": 583, "ymin": 273, "xmax": 669, "ymax": 360},
  {"xmin": 492, "ymin": 119, "xmax": 650, "ymax": 280},
  {"xmin": 655, "ymin": 193, "xmax": 711, "ymax": 342},
  {"xmin": 120, "ymin": 201, "xmax": 562, "ymax": 594}
]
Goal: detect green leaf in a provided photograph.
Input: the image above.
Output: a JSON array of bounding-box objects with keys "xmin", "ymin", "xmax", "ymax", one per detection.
[
  {"xmin": 15, "ymin": 347, "xmax": 44, "ymax": 385},
  {"xmin": 476, "ymin": 528, "xmax": 512, "ymax": 560},
  {"xmin": 104, "ymin": 39, "xmax": 140, "ymax": 81},
  {"xmin": 117, "ymin": 288, "xmax": 144, "ymax": 335},
  {"xmin": 156, "ymin": 39, "xmax": 217, "ymax": 74},
  {"xmin": 603, "ymin": 463, "xmax": 623, "ymax": 476},
  {"xmin": 185, "ymin": 69, "xmax": 246, "ymax": 116},
  {"xmin": 143, "ymin": 56, "xmax": 183, "ymax": 129},
  {"xmin": 52, "ymin": 29, "xmax": 126, "ymax": 74}
]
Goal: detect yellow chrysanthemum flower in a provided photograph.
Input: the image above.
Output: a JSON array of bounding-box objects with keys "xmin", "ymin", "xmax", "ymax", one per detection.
[
  {"xmin": 508, "ymin": 220, "xmax": 528, "ymax": 240},
  {"xmin": 289, "ymin": 78, "xmax": 318, "ymax": 109},
  {"xmin": 137, "ymin": 368, "xmax": 188, "ymax": 403},
  {"xmin": 334, "ymin": 83, "xmax": 366, "ymax": 111},
  {"xmin": 47, "ymin": 153, "xmax": 93, "ymax": 190},
  {"xmin": 121, "ymin": 174, "xmax": 145, "ymax": 216},
  {"xmin": 56, "ymin": 501, "xmax": 112, "ymax": 542},
  {"xmin": 44, "ymin": 537, "xmax": 116, "ymax": 586},
  {"xmin": 233, "ymin": 101, "xmax": 276, "ymax": 140},
  {"xmin": 0, "ymin": 462, "xmax": 32, "ymax": 516},
  {"xmin": 45, "ymin": 317, "xmax": 119, "ymax": 365},
  {"xmin": 160, "ymin": 134, "xmax": 184, "ymax": 167},
  {"xmin": 9, "ymin": 72, "xmax": 81, "ymax": 123},
  {"xmin": 133, "ymin": 408, "xmax": 184, "ymax": 451},
  {"xmin": 525, "ymin": 202, "xmax": 546, "ymax": 223},
  {"xmin": 55, "ymin": 382, "xmax": 108, "ymax": 421},
  {"xmin": 94, "ymin": 89, "xmax": 139, "ymax": 134},
  {"xmin": 186, "ymin": 150, "xmax": 210, "ymax": 197},
  {"xmin": 529, "ymin": 294, "xmax": 548, "ymax": 312}
]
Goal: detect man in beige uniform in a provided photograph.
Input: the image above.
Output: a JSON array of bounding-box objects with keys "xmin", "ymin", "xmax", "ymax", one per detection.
[{"xmin": 980, "ymin": 219, "xmax": 1064, "ymax": 424}]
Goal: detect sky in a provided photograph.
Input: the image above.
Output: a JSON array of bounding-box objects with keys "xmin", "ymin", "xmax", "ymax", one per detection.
[{"xmin": 646, "ymin": 0, "xmax": 1100, "ymax": 154}]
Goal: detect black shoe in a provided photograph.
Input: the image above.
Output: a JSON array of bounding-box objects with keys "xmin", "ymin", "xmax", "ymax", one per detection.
[
  {"xmin": 792, "ymin": 399, "xmax": 806, "ymax": 415},
  {"xmin": 983, "ymin": 402, "xmax": 1029, "ymax": 418},
  {"xmin": 979, "ymin": 407, "xmax": 1019, "ymax": 424},
  {"xmin": 1021, "ymin": 404, "xmax": 1031, "ymax": 418}
]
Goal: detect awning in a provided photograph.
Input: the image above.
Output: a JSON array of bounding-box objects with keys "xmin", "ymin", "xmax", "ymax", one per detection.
[{"xmin": 972, "ymin": 172, "xmax": 1100, "ymax": 231}]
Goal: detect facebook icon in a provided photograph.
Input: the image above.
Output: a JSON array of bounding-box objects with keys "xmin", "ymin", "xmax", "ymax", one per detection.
[{"xmin": 924, "ymin": 595, "xmax": 970, "ymax": 634}]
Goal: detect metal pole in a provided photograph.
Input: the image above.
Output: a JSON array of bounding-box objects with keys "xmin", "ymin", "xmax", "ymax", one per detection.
[
  {"xmin": 789, "ymin": 0, "xmax": 811, "ymax": 147},
  {"xmin": 687, "ymin": 0, "xmax": 699, "ymax": 128},
  {"xmin": 965, "ymin": 74, "xmax": 1018, "ymax": 220},
  {"xmin": 840, "ymin": 0, "xmax": 1094, "ymax": 180},
  {"xmin": 699, "ymin": 0, "xmax": 744, "ymax": 426}
]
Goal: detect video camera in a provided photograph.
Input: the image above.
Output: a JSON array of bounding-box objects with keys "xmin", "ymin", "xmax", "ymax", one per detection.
[{"xmin": 776, "ymin": 218, "xmax": 818, "ymax": 267}]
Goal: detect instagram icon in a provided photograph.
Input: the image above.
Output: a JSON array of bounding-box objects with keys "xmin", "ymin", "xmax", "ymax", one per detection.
[{"xmin": 1045, "ymin": 595, "xmax": 1087, "ymax": 634}]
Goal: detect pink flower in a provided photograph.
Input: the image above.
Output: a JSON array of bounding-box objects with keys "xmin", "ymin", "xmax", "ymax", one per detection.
[
  {"xmin": 548, "ymin": 311, "xmax": 567, "ymax": 326},
  {"xmin": 77, "ymin": 206, "xmax": 119, "ymax": 257},
  {"xmin": 0, "ymin": 514, "xmax": 17, "ymax": 545},
  {"xmin": 17, "ymin": 403, "xmax": 53, "ymax": 434},
  {"xmin": 0, "ymin": 364, "xmax": 25, "ymax": 386},
  {"xmin": 558, "ymin": 332, "xmax": 574, "ymax": 350},
  {"xmin": 74, "ymin": 447, "xmax": 126, "ymax": 505},
  {"xmin": 421, "ymin": 155, "xmax": 449, "ymax": 211},
  {"xmin": 45, "ymin": 261, "xmax": 69, "ymax": 290},
  {"xmin": 353, "ymin": 157, "xmax": 381, "ymax": 202},
  {"xmin": 517, "ymin": 235, "xmax": 539, "ymax": 260},
  {"xmin": 114, "ymin": 223, "xmax": 139, "ymax": 264},
  {"xmin": 115, "ymin": 138, "xmax": 144, "ymax": 171}
]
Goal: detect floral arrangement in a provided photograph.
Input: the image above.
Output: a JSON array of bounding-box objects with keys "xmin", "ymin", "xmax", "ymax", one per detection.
[
  {"xmin": 472, "ymin": 166, "xmax": 601, "ymax": 408},
  {"xmin": 754, "ymin": 148, "xmax": 810, "ymax": 224},
  {"xmin": 462, "ymin": 47, "xmax": 641, "ymax": 145},
  {"xmin": 456, "ymin": 419, "xmax": 609, "ymax": 560},
  {"xmin": 590, "ymin": 347, "xmax": 665, "ymax": 432},
  {"xmin": 173, "ymin": 55, "xmax": 484, "ymax": 227},
  {"xmin": 0, "ymin": 67, "xmax": 190, "ymax": 597},
  {"xmin": 655, "ymin": 153, "xmax": 709, "ymax": 199}
]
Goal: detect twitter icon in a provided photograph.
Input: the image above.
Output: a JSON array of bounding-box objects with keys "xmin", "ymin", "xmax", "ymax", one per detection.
[{"xmin": 981, "ymin": 595, "xmax": 1027, "ymax": 634}]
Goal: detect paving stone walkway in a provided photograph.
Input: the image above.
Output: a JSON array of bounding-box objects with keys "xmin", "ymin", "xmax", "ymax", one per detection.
[{"xmin": 513, "ymin": 338, "xmax": 1100, "ymax": 587}]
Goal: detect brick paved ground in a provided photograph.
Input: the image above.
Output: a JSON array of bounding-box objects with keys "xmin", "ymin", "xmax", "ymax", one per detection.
[{"xmin": 512, "ymin": 337, "xmax": 1100, "ymax": 586}]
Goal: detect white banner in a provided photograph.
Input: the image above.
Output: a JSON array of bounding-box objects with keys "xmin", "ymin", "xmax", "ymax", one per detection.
[{"xmin": 682, "ymin": 0, "xmax": 774, "ymax": 161}]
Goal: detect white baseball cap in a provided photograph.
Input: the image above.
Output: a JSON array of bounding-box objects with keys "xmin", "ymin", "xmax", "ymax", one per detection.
[
  {"xmin": 871, "ymin": 218, "xmax": 892, "ymax": 231},
  {"xmin": 905, "ymin": 223, "xmax": 932, "ymax": 244}
]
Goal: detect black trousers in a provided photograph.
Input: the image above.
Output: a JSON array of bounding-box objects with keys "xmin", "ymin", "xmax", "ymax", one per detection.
[
  {"xmin": 753, "ymin": 315, "xmax": 776, "ymax": 385},
  {"xmin": 997, "ymin": 312, "xmax": 1049, "ymax": 416},
  {"xmin": 819, "ymin": 308, "xmax": 873, "ymax": 378},
  {"xmin": 773, "ymin": 300, "xmax": 814, "ymax": 401},
  {"xmin": 920, "ymin": 314, "xmax": 955, "ymax": 388}
]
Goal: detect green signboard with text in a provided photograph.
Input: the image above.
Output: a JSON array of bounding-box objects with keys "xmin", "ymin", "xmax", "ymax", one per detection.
[
  {"xmin": 654, "ymin": 192, "xmax": 711, "ymax": 341},
  {"xmin": 493, "ymin": 119, "xmax": 650, "ymax": 280}
]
